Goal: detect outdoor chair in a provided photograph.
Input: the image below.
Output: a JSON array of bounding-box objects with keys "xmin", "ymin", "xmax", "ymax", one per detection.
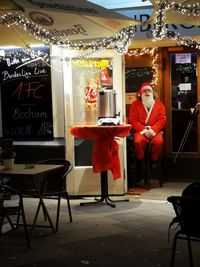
[
  {"xmin": 0, "ymin": 184, "xmax": 30, "ymax": 249},
  {"xmin": 0, "ymin": 175, "xmax": 12, "ymax": 200},
  {"xmin": 182, "ymin": 182, "xmax": 200, "ymax": 198},
  {"xmin": 25, "ymin": 158, "xmax": 73, "ymax": 232},
  {"xmin": 167, "ymin": 182, "xmax": 200, "ymax": 267}
]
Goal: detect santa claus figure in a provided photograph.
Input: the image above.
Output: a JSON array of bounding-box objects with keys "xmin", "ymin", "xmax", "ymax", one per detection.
[
  {"xmin": 85, "ymin": 79, "xmax": 99, "ymax": 110},
  {"xmin": 129, "ymin": 82, "xmax": 166, "ymax": 181}
]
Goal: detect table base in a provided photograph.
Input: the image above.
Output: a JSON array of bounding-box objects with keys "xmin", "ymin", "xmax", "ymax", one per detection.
[{"xmin": 80, "ymin": 171, "xmax": 129, "ymax": 208}]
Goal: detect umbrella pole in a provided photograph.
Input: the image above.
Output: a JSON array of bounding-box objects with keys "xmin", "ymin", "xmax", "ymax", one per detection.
[{"xmin": 174, "ymin": 103, "xmax": 200, "ymax": 163}]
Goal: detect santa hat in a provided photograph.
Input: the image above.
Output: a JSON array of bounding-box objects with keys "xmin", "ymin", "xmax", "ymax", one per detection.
[{"xmin": 137, "ymin": 82, "xmax": 153, "ymax": 96}]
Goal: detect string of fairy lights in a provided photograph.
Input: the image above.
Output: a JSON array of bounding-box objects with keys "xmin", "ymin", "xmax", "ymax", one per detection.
[
  {"xmin": 0, "ymin": 1, "xmax": 199, "ymax": 83},
  {"xmin": 0, "ymin": 3, "xmax": 198, "ymax": 53},
  {"xmin": 153, "ymin": 1, "xmax": 200, "ymax": 49},
  {"xmin": 0, "ymin": 12, "xmax": 135, "ymax": 55},
  {"xmin": 1, "ymin": 2, "xmax": 199, "ymax": 53}
]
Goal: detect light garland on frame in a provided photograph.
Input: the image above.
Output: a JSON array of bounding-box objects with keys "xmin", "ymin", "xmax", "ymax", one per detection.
[{"xmin": 126, "ymin": 47, "xmax": 159, "ymax": 87}]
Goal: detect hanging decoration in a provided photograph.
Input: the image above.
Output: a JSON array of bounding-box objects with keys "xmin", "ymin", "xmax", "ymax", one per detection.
[
  {"xmin": 167, "ymin": 31, "xmax": 200, "ymax": 50},
  {"xmin": 0, "ymin": 2, "xmax": 199, "ymax": 60},
  {"xmin": 1, "ymin": 12, "xmax": 136, "ymax": 55},
  {"xmin": 153, "ymin": 1, "xmax": 200, "ymax": 49}
]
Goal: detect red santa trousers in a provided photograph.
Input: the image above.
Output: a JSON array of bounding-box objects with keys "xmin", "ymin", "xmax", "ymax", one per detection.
[{"xmin": 133, "ymin": 132, "xmax": 164, "ymax": 161}]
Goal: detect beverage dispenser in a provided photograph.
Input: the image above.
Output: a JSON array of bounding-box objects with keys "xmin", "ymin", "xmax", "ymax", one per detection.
[{"xmin": 97, "ymin": 88, "xmax": 120, "ymax": 125}]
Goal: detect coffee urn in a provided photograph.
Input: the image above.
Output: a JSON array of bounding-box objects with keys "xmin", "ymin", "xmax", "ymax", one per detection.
[
  {"xmin": 97, "ymin": 88, "xmax": 120, "ymax": 125},
  {"xmin": 98, "ymin": 89, "xmax": 117, "ymax": 118}
]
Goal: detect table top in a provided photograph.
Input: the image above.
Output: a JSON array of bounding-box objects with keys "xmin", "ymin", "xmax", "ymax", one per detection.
[
  {"xmin": 70, "ymin": 124, "xmax": 131, "ymax": 140},
  {"xmin": 71, "ymin": 124, "xmax": 131, "ymax": 131},
  {"xmin": 0, "ymin": 164, "xmax": 64, "ymax": 176}
]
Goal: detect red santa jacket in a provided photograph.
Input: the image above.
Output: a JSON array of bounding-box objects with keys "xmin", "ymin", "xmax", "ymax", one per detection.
[{"xmin": 129, "ymin": 99, "xmax": 166, "ymax": 134}]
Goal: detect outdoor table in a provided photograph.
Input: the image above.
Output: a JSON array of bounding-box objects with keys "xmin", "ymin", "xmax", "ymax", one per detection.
[
  {"xmin": 0, "ymin": 164, "xmax": 64, "ymax": 232},
  {"xmin": 70, "ymin": 124, "xmax": 131, "ymax": 207}
]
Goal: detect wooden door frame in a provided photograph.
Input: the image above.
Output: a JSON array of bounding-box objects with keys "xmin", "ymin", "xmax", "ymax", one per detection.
[{"xmin": 163, "ymin": 47, "xmax": 200, "ymax": 157}]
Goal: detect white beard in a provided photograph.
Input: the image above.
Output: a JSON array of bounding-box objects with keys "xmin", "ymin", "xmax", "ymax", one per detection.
[{"xmin": 141, "ymin": 94, "xmax": 155, "ymax": 109}]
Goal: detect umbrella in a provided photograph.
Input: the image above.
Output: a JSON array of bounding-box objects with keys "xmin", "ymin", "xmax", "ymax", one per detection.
[
  {"xmin": 0, "ymin": 0, "xmax": 140, "ymax": 47},
  {"xmin": 0, "ymin": 0, "xmax": 42, "ymax": 46},
  {"xmin": 148, "ymin": 0, "xmax": 200, "ymax": 26},
  {"xmin": 0, "ymin": 0, "xmax": 24, "ymax": 12},
  {"xmin": 0, "ymin": 16, "xmax": 41, "ymax": 47},
  {"xmin": 129, "ymin": 0, "xmax": 200, "ymax": 49}
]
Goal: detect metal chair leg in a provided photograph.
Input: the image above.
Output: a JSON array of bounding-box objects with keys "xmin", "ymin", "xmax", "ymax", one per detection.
[
  {"xmin": 187, "ymin": 237, "xmax": 194, "ymax": 267},
  {"xmin": 66, "ymin": 193, "xmax": 73, "ymax": 223},
  {"xmin": 170, "ymin": 231, "xmax": 179, "ymax": 267},
  {"xmin": 19, "ymin": 196, "xmax": 31, "ymax": 249},
  {"xmin": 55, "ymin": 192, "xmax": 62, "ymax": 232}
]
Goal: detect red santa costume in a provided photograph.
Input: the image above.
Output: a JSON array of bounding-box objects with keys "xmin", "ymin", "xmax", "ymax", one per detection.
[{"xmin": 129, "ymin": 82, "xmax": 166, "ymax": 161}]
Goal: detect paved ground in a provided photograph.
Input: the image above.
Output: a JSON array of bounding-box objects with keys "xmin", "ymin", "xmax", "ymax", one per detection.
[{"xmin": 1, "ymin": 182, "xmax": 200, "ymax": 267}]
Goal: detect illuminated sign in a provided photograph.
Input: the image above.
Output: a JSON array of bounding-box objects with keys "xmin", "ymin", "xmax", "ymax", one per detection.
[{"xmin": 72, "ymin": 59, "xmax": 110, "ymax": 68}]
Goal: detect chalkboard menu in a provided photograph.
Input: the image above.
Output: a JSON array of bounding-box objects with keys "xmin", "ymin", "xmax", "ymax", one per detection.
[{"xmin": 0, "ymin": 47, "xmax": 53, "ymax": 140}]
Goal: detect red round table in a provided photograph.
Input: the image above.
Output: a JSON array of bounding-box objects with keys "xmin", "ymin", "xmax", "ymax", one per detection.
[{"xmin": 70, "ymin": 124, "xmax": 131, "ymax": 207}]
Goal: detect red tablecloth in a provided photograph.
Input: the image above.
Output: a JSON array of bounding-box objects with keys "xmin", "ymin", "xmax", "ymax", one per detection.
[{"xmin": 70, "ymin": 124, "xmax": 131, "ymax": 180}]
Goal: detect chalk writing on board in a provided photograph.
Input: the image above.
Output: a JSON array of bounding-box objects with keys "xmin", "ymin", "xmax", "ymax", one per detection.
[{"xmin": 0, "ymin": 47, "xmax": 53, "ymax": 141}]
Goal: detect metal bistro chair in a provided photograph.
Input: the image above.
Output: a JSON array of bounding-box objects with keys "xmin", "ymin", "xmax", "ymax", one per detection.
[
  {"xmin": 32, "ymin": 158, "xmax": 73, "ymax": 232},
  {"xmin": 0, "ymin": 184, "xmax": 30, "ymax": 249},
  {"xmin": 167, "ymin": 182, "xmax": 200, "ymax": 267}
]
